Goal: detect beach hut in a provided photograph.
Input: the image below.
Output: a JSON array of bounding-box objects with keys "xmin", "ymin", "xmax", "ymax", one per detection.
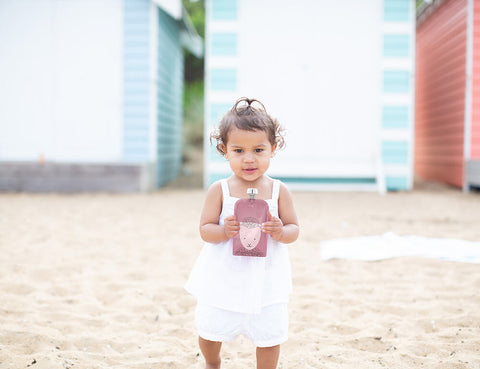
[
  {"xmin": 415, "ymin": 0, "xmax": 480, "ymax": 191},
  {"xmin": 0, "ymin": 0, "xmax": 202, "ymax": 192},
  {"xmin": 204, "ymin": 0, "xmax": 416, "ymax": 191}
]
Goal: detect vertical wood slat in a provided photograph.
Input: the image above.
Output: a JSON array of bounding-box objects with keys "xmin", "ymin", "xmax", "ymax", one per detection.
[
  {"xmin": 381, "ymin": 0, "xmax": 414, "ymax": 191},
  {"xmin": 156, "ymin": 7, "xmax": 184, "ymax": 186},
  {"xmin": 471, "ymin": 0, "xmax": 480, "ymax": 158},
  {"xmin": 415, "ymin": 0, "xmax": 467, "ymax": 187},
  {"xmin": 123, "ymin": 0, "xmax": 151, "ymax": 162}
]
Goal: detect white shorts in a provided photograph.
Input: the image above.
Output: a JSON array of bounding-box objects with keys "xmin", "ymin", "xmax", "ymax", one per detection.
[{"xmin": 195, "ymin": 303, "xmax": 288, "ymax": 348}]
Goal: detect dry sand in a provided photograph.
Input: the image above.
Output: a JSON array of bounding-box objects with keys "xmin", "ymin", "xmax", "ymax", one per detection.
[{"xmin": 1, "ymin": 185, "xmax": 479, "ymax": 368}]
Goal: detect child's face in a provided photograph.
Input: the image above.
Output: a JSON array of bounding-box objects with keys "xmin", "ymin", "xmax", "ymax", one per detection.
[{"xmin": 222, "ymin": 127, "xmax": 276, "ymax": 183}]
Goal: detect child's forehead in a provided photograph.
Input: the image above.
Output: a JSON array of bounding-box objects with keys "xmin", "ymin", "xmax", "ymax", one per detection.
[{"xmin": 226, "ymin": 127, "xmax": 269, "ymax": 144}]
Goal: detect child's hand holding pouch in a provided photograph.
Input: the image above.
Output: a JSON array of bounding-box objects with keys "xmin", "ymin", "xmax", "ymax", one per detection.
[{"xmin": 233, "ymin": 188, "xmax": 269, "ymax": 257}]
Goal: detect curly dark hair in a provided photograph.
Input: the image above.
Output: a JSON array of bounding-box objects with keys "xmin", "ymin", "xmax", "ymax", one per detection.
[{"xmin": 210, "ymin": 97, "xmax": 285, "ymax": 156}]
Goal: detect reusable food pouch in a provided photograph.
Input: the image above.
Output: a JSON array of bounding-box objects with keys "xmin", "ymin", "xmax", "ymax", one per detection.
[{"xmin": 233, "ymin": 188, "xmax": 269, "ymax": 257}]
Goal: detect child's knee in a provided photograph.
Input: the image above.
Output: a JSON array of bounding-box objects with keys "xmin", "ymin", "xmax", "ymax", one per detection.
[
  {"xmin": 199, "ymin": 336, "xmax": 222, "ymax": 347},
  {"xmin": 257, "ymin": 344, "xmax": 280, "ymax": 351},
  {"xmin": 199, "ymin": 336, "xmax": 222, "ymax": 360}
]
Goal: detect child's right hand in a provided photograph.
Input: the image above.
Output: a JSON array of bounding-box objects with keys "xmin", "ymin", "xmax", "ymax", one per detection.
[{"xmin": 223, "ymin": 215, "xmax": 239, "ymax": 239}]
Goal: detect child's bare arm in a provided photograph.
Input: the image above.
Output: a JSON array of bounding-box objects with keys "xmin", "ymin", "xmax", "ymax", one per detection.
[
  {"xmin": 261, "ymin": 183, "xmax": 299, "ymax": 243},
  {"xmin": 199, "ymin": 182, "xmax": 239, "ymax": 243}
]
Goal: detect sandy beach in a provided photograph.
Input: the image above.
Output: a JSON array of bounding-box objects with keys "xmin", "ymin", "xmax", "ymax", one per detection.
[{"xmin": 1, "ymin": 185, "xmax": 479, "ymax": 368}]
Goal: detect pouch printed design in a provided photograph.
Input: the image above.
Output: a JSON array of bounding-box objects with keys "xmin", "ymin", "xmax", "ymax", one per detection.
[
  {"xmin": 239, "ymin": 219, "xmax": 262, "ymax": 250},
  {"xmin": 233, "ymin": 188, "xmax": 269, "ymax": 257}
]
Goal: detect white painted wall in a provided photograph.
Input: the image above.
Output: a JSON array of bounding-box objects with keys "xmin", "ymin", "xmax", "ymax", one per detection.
[
  {"xmin": 0, "ymin": 0, "xmax": 123, "ymax": 162},
  {"xmin": 238, "ymin": 0, "xmax": 383, "ymax": 176}
]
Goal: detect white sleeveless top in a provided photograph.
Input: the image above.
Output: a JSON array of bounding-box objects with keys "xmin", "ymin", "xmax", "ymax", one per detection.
[{"xmin": 185, "ymin": 179, "xmax": 292, "ymax": 314}]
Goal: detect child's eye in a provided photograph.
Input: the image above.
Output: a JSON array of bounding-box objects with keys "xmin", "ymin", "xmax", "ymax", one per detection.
[
  {"xmin": 234, "ymin": 149, "xmax": 243, "ymax": 153},
  {"xmin": 255, "ymin": 148, "xmax": 264, "ymax": 153}
]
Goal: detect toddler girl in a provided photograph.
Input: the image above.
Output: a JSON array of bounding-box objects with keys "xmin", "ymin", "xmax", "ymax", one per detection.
[{"xmin": 185, "ymin": 97, "xmax": 299, "ymax": 369}]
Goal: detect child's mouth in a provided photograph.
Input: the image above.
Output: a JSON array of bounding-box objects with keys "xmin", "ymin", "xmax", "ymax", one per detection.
[{"xmin": 243, "ymin": 168, "xmax": 257, "ymax": 174}]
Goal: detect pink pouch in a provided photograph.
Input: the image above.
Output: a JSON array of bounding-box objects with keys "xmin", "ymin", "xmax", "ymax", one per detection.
[{"xmin": 233, "ymin": 188, "xmax": 269, "ymax": 257}]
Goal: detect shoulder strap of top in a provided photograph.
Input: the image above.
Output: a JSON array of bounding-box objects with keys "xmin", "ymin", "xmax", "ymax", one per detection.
[
  {"xmin": 220, "ymin": 179, "xmax": 230, "ymax": 200},
  {"xmin": 272, "ymin": 179, "xmax": 281, "ymax": 202}
]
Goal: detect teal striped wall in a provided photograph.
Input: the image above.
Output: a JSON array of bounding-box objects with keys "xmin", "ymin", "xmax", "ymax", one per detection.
[
  {"xmin": 123, "ymin": 0, "xmax": 150, "ymax": 162},
  {"xmin": 210, "ymin": 103, "xmax": 232, "ymax": 126},
  {"xmin": 383, "ymin": 34, "xmax": 410, "ymax": 57},
  {"xmin": 382, "ymin": 106, "xmax": 409, "ymax": 129},
  {"xmin": 211, "ymin": 0, "xmax": 237, "ymax": 20},
  {"xmin": 207, "ymin": 0, "xmax": 239, "ymax": 185},
  {"xmin": 210, "ymin": 68, "xmax": 237, "ymax": 91},
  {"xmin": 211, "ymin": 33, "xmax": 237, "ymax": 56},
  {"xmin": 206, "ymin": 0, "xmax": 415, "ymax": 191},
  {"xmin": 209, "ymin": 103, "xmax": 231, "ymax": 162},
  {"xmin": 156, "ymin": 7, "xmax": 184, "ymax": 186},
  {"xmin": 385, "ymin": 176, "xmax": 409, "ymax": 190},
  {"xmin": 382, "ymin": 141, "xmax": 409, "ymax": 164},
  {"xmin": 383, "ymin": 70, "xmax": 410, "ymax": 93},
  {"xmin": 384, "ymin": 0, "xmax": 412, "ymax": 21},
  {"xmin": 381, "ymin": 0, "xmax": 414, "ymax": 191}
]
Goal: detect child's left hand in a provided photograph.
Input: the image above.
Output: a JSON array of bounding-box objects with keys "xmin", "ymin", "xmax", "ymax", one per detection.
[{"xmin": 261, "ymin": 212, "xmax": 284, "ymax": 242}]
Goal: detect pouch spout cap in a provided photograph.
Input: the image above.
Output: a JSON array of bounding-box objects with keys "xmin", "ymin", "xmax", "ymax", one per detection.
[{"xmin": 247, "ymin": 188, "xmax": 258, "ymax": 199}]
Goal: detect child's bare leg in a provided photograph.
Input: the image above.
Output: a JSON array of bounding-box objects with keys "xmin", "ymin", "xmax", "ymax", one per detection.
[
  {"xmin": 256, "ymin": 345, "xmax": 280, "ymax": 369},
  {"xmin": 199, "ymin": 336, "xmax": 222, "ymax": 369}
]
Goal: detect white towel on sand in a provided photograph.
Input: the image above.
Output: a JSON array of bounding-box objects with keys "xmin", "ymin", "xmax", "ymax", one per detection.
[{"xmin": 320, "ymin": 232, "xmax": 480, "ymax": 263}]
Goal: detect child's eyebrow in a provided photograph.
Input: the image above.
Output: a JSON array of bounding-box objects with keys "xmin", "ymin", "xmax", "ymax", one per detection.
[{"xmin": 228, "ymin": 143, "xmax": 267, "ymax": 148}]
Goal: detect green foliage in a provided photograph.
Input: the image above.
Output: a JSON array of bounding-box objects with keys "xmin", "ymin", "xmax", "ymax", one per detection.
[
  {"xmin": 416, "ymin": 0, "xmax": 429, "ymax": 10},
  {"xmin": 183, "ymin": 0, "xmax": 205, "ymax": 38},
  {"xmin": 183, "ymin": 0, "xmax": 205, "ymax": 83},
  {"xmin": 183, "ymin": 80, "xmax": 204, "ymax": 149},
  {"xmin": 182, "ymin": 0, "xmax": 205, "ymax": 176}
]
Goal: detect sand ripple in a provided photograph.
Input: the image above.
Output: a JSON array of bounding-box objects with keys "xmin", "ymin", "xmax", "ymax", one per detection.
[{"xmin": 1, "ymin": 188, "xmax": 479, "ymax": 368}]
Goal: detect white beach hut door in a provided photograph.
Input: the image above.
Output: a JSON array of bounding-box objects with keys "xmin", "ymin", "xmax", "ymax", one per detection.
[
  {"xmin": 0, "ymin": 0, "xmax": 55, "ymax": 160},
  {"xmin": 237, "ymin": 0, "xmax": 382, "ymax": 183},
  {"xmin": 0, "ymin": 0, "xmax": 122, "ymax": 162}
]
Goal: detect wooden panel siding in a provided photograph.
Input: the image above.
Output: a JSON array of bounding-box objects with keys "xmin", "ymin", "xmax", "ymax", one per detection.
[
  {"xmin": 383, "ymin": 34, "xmax": 411, "ymax": 57},
  {"xmin": 209, "ymin": 146, "xmax": 223, "ymax": 162},
  {"xmin": 472, "ymin": 0, "xmax": 480, "ymax": 158},
  {"xmin": 156, "ymin": 7, "xmax": 184, "ymax": 186},
  {"xmin": 212, "ymin": 0, "xmax": 237, "ymax": 20},
  {"xmin": 123, "ymin": 0, "xmax": 151, "ymax": 162},
  {"xmin": 383, "ymin": 70, "xmax": 410, "ymax": 93},
  {"xmin": 381, "ymin": 0, "xmax": 415, "ymax": 191},
  {"xmin": 208, "ymin": 103, "xmax": 231, "ymax": 162},
  {"xmin": 210, "ymin": 68, "xmax": 237, "ymax": 91},
  {"xmin": 415, "ymin": 0, "xmax": 467, "ymax": 187},
  {"xmin": 382, "ymin": 141, "xmax": 409, "ymax": 164},
  {"xmin": 382, "ymin": 106, "xmax": 409, "ymax": 129},
  {"xmin": 206, "ymin": 0, "xmax": 415, "ymax": 191},
  {"xmin": 205, "ymin": 0, "xmax": 239, "ymax": 186},
  {"xmin": 209, "ymin": 103, "xmax": 231, "ymax": 127},
  {"xmin": 211, "ymin": 33, "xmax": 238, "ymax": 56},
  {"xmin": 384, "ymin": 0, "xmax": 412, "ymax": 21},
  {"xmin": 385, "ymin": 176, "xmax": 409, "ymax": 190}
]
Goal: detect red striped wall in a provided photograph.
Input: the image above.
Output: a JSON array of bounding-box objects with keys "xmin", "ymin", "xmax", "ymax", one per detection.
[
  {"xmin": 472, "ymin": 0, "xmax": 480, "ymax": 158},
  {"xmin": 415, "ymin": 0, "xmax": 467, "ymax": 187}
]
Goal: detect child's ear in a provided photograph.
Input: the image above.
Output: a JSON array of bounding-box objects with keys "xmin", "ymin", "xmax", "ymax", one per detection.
[
  {"xmin": 271, "ymin": 143, "xmax": 277, "ymax": 156},
  {"xmin": 220, "ymin": 144, "xmax": 227, "ymax": 157}
]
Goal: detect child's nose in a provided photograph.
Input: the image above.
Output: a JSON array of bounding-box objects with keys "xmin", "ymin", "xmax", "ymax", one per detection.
[{"xmin": 243, "ymin": 152, "xmax": 255, "ymax": 162}]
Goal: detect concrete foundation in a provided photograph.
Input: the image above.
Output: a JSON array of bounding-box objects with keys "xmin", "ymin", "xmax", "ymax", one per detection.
[{"xmin": 0, "ymin": 162, "xmax": 155, "ymax": 192}]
